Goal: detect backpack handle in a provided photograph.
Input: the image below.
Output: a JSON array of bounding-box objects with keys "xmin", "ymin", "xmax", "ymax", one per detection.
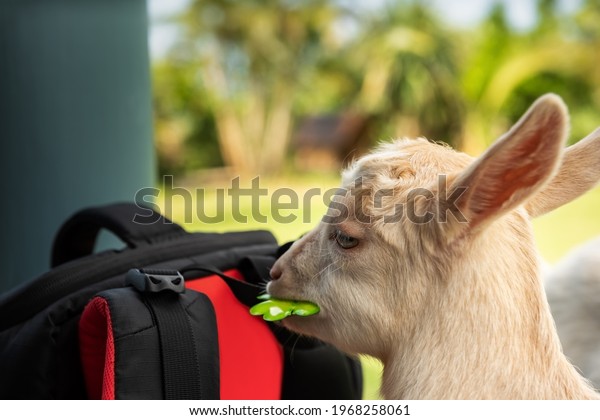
[{"xmin": 51, "ymin": 202, "xmax": 186, "ymax": 268}]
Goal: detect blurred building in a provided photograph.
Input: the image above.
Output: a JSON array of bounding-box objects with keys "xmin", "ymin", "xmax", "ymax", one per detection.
[{"xmin": 292, "ymin": 113, "xmax": 373, "ymax": 171}]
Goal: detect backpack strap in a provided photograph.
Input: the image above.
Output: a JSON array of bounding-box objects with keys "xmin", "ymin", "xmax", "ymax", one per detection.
[
  {"xmin": 143, "ymin": 292, "xmax": 215, "ymax": 399},
  {"xmin": 238, "ymin": 256, "xmax": 274, "ymax": 285},
  {"xmin": 80, "ymin": 271, "xmax": 220, "ymax": 400},
  {"xmin": 180, "ymin": 265, "xmax": 264, "ymax": 307},
  {"xmin": 51, "ymin": 202, "xmax": 186, "ymax": 268},
  {"xmin": 126, "ymin": 268, "xmax": 218, "ymax": 400}
]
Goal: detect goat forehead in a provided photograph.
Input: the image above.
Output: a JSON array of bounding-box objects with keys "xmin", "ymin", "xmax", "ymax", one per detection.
[
  {"xmin": 343, "ymin": 138, "xmax": 472, "ymax": 187},
  {"xmin": 333, "ymin": 139, "xmax": 474, "ymax": 249}
]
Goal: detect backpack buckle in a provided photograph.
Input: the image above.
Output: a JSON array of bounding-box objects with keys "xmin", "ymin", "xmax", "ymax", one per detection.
[{"xmin": 125, "ymin": 268, "xmax": 185, "ymax": 294}]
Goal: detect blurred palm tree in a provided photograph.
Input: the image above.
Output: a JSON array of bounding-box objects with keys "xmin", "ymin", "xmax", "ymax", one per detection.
[
  {"xmin": 460, "ymin": 0, "xmax": 600, "ymax": 154},
  {"xmin": 152, "ymin": 0, "xmax": 600, "ymax": 175},
  {"xmin": 168, "ymin": 0, "xmax": 344, "ymax": 174},
  {"xmin": 348, "ymin": 1, "xmax": 464, "ymax": 145}
]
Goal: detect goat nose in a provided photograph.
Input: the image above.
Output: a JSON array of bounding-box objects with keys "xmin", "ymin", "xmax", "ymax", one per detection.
[{"xmin": 270, "ymin": 263, "xmax": 282, "ymax": 281}]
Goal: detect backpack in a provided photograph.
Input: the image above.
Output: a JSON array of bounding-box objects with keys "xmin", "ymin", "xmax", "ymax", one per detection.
[{"xmin": 0, "ymin": 202, "xmax": 362, "ymax": 399}]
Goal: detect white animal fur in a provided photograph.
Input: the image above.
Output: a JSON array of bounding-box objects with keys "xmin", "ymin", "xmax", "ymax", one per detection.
[
  {"xmin": 268, "ymin": 94, "xmax": 600, "ymax": 399},
  {"xmin": 545, "ymin": 237, "xmax": 600, "ymax": 390}
]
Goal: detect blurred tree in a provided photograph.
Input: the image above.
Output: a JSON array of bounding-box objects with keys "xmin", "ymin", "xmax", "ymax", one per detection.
[
  {"xmin": 291, "ymin": 1, "xmax": 465, "ymax": 149},
  {"xmin": 153, "ymin": 60, "xmax": 222, "ymax": 176},
  {"xmin": 152, "ymin": 0, "xmax": 600, "ymax": 174},
  {"xmin": 348, "ymin": 1, "xmax": 464, "ymax": 145},
  {"xmin": 167, "ymin": 0, "xmax": 344, "ymax": 174},
  {"xmin": 459, "ymin": 0, "xmax": 600, "ymax": 154}
]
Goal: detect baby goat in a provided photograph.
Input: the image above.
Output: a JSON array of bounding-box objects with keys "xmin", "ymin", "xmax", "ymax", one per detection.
[{"xmin": 268, "ymin": 94, "xmax": 600, "ymax": 399}]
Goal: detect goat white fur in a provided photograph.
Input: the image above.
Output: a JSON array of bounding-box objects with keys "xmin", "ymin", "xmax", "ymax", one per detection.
[
  {"xmin": 545, "ymin": 237, "xmax": 600, "ymax": 390},
  {"xmin": 268, "ymin": 94, "xmax": 600, "ymax": 399}
]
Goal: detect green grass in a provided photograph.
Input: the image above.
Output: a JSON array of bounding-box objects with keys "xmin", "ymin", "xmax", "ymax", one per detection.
[
  {"xmin": 157, "ymin": 174, "xmax": 600, "ymax": 400},
  {"xmin": 157, "ymin": 174, "xmax": 340, "ymax": 243},
  {"xmin": 533, "ymin": 187, "xmax": 600, "ymax": 263}
]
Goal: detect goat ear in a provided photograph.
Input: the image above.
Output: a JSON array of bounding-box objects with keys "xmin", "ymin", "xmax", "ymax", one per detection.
[
  {"xmin": 525, "ymin": 127, "xmax": 600, "ymax": 217},
  {"xmin": 445, "ymin": 94, "xmax": 568, "ymax": 236}
]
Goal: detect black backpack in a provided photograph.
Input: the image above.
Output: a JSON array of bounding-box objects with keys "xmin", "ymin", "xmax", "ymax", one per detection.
[{"xmin": 0, "ymin": 202, "xmax": 362, "ymax": 399}]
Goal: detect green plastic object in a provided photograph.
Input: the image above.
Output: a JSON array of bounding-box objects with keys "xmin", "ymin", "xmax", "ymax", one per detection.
[{"xmin": 249, "ymin": 294, "xmax": 320, "ymax": 321}]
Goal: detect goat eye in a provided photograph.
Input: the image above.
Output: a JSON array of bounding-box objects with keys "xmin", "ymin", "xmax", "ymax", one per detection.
[{"xmin": 334, "ymin": 230, "xmax": 359, "ymax": 249}]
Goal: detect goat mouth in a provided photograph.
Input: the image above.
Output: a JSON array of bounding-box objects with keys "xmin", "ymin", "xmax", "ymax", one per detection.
[
  {"xmin": 265, "ymin": 282, "xmax": 321, "ymax": 315},
  {"xmin": 266, "ymin": 284, "xmax": 306, "ymax": 304}
]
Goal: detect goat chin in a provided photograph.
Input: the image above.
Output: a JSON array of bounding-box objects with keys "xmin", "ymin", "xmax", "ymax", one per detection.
[{"xmin": 269, "ymin": 94, "xmax": 600, "ymax": 399}]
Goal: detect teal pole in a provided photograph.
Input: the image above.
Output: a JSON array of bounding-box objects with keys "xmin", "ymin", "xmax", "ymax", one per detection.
[{"xmin": 0, "ymin": 0, "xmax": 154, "ymax": 292}]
